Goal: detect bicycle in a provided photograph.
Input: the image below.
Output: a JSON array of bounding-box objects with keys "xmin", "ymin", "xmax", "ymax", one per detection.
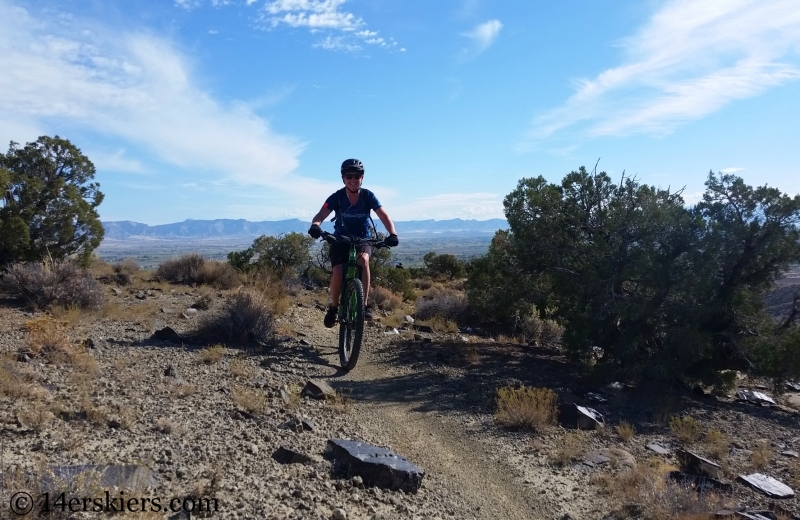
[{"xmin": 319, "ymin": 231, "xmax": 390, "ymax": 371}]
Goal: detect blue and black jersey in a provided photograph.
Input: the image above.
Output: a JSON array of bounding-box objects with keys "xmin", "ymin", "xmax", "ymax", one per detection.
[{"xmin": 323, "ymin": 188, "xmax": 381, "ymax": 238}]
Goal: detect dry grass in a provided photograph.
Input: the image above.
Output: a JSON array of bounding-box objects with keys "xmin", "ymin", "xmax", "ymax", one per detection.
[
  {"xmin": 0, "ymin": 354, "xmax": 45, "ymax": 399},
  {"xmin": 495, "ymin": 386, "xmax": 558, "ymax": 432},
  {"xmin": 750, "ymin": 441, "xmax": 773, "ymax": 470},
  {"xmin": 155, "ymin": 417, "xmax": 186, "ymax": 437},
  {"xmin": 704, "ymin": 429, "xmax": 730, "ymax": 461},
  {"xmin": 669, "ymin": 415, "xmax": 701, "ymax": 445},
  {"xmin": 616, "ymin": 422, "xmax": 636, "ymax": 443},
  {"xmin": 113, "ymin": 258, "xmax": 140, "ymax": 275},
  {"xmin": 198, "ymin": 344, "xmax": 226, "ymax": 364},
  {"xmin": 50, "ymin": 304, "xmax": 85, "ymax": 326},
  {"xmin": 550, "ymin": 431, "xmax": 589, "ymax": 467},
  {"xmin": 80, "ymin": 397, "xmax": 108, "ymax": 426},
  {"xmin": 230, "ymin": 358, "xmax": 257, "ymax": 379},
  {"xmin": 168, "ymin": 382, "xmax": 198, "ymax": 398},
  {"xmin": 463, "ymin": 346, "xmax": 480, "ymax": 365},
  {"xmin": 593, "ymin": 458, "xmax": 724, "ymax": 520},
  {"xmin": 283, "ymin": 382, "xmax": 302, "ymax": 410},
  {"xmin": 381, "ymin": 313, "xmax": 405, "ymax": 328},
  {"xmin": 25, "ymin": 317, "xmax": 100, "ymax": 371},
  {"xmin": 325, "ymin": 389, "xmax": 353, "ymax": 414},
  {"xmin": 417, "ymin": 316, "xmax": 459, "ymax": 333},
  {"xmin": 16, "ymin": 400, "xmax": 56, "ymax": 431},
  {"xmin": 230, "ymin": 384, "xmax": 266, "ymax": 415}
]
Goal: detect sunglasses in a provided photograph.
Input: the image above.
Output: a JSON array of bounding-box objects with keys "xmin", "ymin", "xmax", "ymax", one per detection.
[{"xmin": 343, "ymin": 173, "xmax": 363, "ymax": 180}]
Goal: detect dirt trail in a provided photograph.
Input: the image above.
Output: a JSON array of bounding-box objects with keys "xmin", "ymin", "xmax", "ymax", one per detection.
[{"xmin": 310, "ymin": 324, "xmax": 552, "ymax": 520}]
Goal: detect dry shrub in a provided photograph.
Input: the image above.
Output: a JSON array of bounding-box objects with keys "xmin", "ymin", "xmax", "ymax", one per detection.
[
  {"xmin": 325, "ymin": 389, "xmax": 353, "ymax": 414},
  {"xmin": 249, "ymin": 273, "xmax": 291, "ymax": 316},
  {"xmin": 231, "ymin": 384, "xmax": 266, "ymax": 414},
  {"xmin": 370, "ymin": 285, "xmax": 402, "ymax": 312},
  {"xmin": 198, "ymin": 344, "xmax": 226, "ymax": 364},
  {"xmin": 750, "ymin": 441, "xmax": 772, "ymax": 470},
  {"xmin": 198, "ymin": 260, "xmax": 242, "ymax": 289},
  {"xmin": 155, "ymin": 418, "xmax": 185, "ymax": 436},
  {"xmin": 156, "ymin": 253, "xmax": 205, "ymax": 284},
  {"xmin": 80, "ymin": 397, "xmax": 108, "ymax": 426},
  {"xmin": 495, "ymin": 386, "xmax": 558, "ymax": 431},
  {"xmin": 463, "ymin": 346, "xmax": 480, "ymax": 365},
  {"xmin": 0, "ymin": 355, "xmax": 45, "ymax": 399},
  {"xmin": 415, "ymin": 278, "xmax": 433, "ymax": 290},
  {"xmin": 26, "ymin": 318, "xmax": 74, "ymax": 362},
  {"xmin": 230, "ymin": 358, "xmax": 256, "ymax": 379},
  {"xmin": 169, "ymin": 382, "xmax": 198, "ymax": 398},
  {"xmin": 50, "ymin": 305, "xmax": 85, "ymax": 326},
  {"xmin": 381, "ymin": 313, "xmax": 404, "ymax": 328},
  {"xmin": 418, "ymin": 316, "xmax": 459, "ymax": 333},
  {"xmin": 1, "ymin": 261, "xmax": 104, "ymax": 310},
  {"xmin": 113, "ymin": 258, "xmax": 140, "ymax": 275},
  {"xmin": 616, "ymin": 422, "xmax": 636, "ymax": 443},
  {"xmin": 669, "ymin": 415, "xmax": 701, "ymax": 445},
  {"xmin": 16, "ymin": 400, "xmax": 55, "ymax": 431},
  {"xmin": 194, "ymin": 289, "xmax": 274, "ymax": 344},
  {"xmin": 704, "ymin": 429, "xmax": 730, "ymax": 460},
  {"xmin": 550, "ymin": 431, "xmax": 588, "ymax": 466},
  {"xmin": 601, "ymin": 459, "xmax": 726, "ymax": 520},
  {"xmin": 283, "ymin": 382, "xmax": 302, "ymax": 409},
  {"xmin": 415, "ymin": 287, "xmax": 469, "ymax": 323}
]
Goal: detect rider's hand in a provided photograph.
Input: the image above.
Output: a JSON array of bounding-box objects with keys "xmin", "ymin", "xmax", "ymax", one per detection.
[
  {"xmin": 308, "ymin": 224, "xmax": 322, "ymax": 239},
  {"xmin": 385, "ymin": 234, "xmax": 399, "ymax": 247}
]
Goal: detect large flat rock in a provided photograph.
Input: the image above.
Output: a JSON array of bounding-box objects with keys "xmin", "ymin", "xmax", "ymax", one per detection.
[
  {"xmin": 43, "ymin": 465, "xmax": 157, "ymax": 492},
  {"xmin": 326, "ymin": 439, "xmax": 425, "ymax": 493}
]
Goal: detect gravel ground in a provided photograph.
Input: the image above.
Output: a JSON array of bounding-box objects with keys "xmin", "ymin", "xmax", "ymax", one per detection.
[{"xmin": 2, "ymin": 281, "xmax": 800, "ymax": 520}]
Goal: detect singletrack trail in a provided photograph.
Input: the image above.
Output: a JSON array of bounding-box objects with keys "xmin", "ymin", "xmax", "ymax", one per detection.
[{"xmin": 310, "ymin": 322, "xmax": 553, "ymax": 520}]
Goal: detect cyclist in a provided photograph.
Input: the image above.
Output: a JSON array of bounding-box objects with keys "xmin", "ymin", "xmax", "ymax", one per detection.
[{"xmin": 308, "ymin": 159, "xmax": 399, "ymax": 327}]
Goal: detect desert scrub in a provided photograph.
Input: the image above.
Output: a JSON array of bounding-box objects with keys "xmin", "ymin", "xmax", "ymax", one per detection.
[
  {"xmin": 750, "ymin": 441, "xmax": 773, "ymax": 470},
  {"xmin": 230, "ymin": 384, "xmax": 266, "ymax": 415},
  {"xmin": 705, "ymin": 429, "xmax": 730, "ymax": 460},
  {"xmin": 669, "ymin": 415, "xmax": 701, "ymax": 445},
  {"xmin": 495, "ymin": 385, "xmax": 558, "ymax": 431},
  {"xmin": 616, "ymin": 422, "xmax": 636, "ymax": 443},
  {"xmin": 193, "ymin": 289, "xmax": 274, "ymax": 344},
  {"xmin": 415, "ymin": 287, "xmax": 469, "ymax": 323},
  {"xmin": 1, "ymin": 260, "xmax": 104, "ymax": 310},
  {"xmin": 197, "ymin": 344, "xmax": 226, "ymax": 365},
  {"xmin": 550, "ymin": 431, "xmax": 588, "ymax": 467},
  {"xmin": 369, "ymin": 285, "xmax": 403, "ymax": 312}
]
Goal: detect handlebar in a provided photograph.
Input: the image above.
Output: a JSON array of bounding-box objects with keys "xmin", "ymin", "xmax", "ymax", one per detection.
[{"xmin": 319, "ymin": 231, "xmax": 390, "ymax": 248}]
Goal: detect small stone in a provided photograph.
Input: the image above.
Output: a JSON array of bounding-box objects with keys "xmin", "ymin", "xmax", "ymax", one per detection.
[
  {"xmin": 404, "ymin": 315, "xmax": 414, "ymax": 324},
  {"xmin": 176, "ymin": 467, "xmax": 188, "ymax": 479},
  {"xmin": 646, "ymin": 443, "xmax": 670, "ymax": 456},
  {"xmin": 780, "ymin": 450, "xmax": 799, "ymax": 458},
  {"xmin": 301, "ymin": 379, "xmax": 336, "ymax": 400},
  {"xmin": 152, "ymin": 327, "xmax": 180, "ymax": 343},
  {"xmin": 332, "ymin": 508, "xmax": 347, "ymax": 520},
  {"xmin": 164, "ymin": 365, "xmax": 177, "ymax": 377},
  {"xmin": 160, "ymin": 307, "xmax": 175, "ymax": 314}
]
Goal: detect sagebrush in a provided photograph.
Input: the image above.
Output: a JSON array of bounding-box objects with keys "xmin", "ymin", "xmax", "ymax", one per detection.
[
  {"xmin": 495, "ymin": 385, "xmax": 558, "ymax": 431},
  {"xmin": 193, "ymin": 289, "xmax": 274, "ymax": 344},
  {"xmin": 1, "ymin": 261, "xmax": 104, "ymax": 310}
]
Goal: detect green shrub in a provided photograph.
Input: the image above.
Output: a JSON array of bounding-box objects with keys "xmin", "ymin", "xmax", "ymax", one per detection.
[
  {"xmin": 423, "ymin": 252, "xmax": 467, "ymax": 280},
  {"xmin": 228, "ymin": 233, "xmax": 314, "ymax": 279}
]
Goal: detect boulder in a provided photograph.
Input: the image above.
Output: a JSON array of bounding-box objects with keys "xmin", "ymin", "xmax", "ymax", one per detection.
[
  {"xmin": 302, "ymin": 380, "xmax": 336, "ymax": 400},
  {"xmin": 737, "ymin": 473, "xmax": 795, "ymax": 499},
  {"xmin": 152, "ymin": 327, "xmax": 180, "ymax": 343},
  {"xmin": 272, "ymin": 446, "xmax": 315, "ymax": 465},
  {"xmin": 676, "ymin": 450, "xmax": 722, "ymax": 479},
  {"xmin": 646, "ymin": 443, "xmax": 671, "ymax": 456},
  {"xmin": 558, "ymin": 403, "xmax": 605, "ymax": 430},
  {"xmin": 414, "ymin": 325, "xmax": 434, "ymax": 334},
  {"xmin": 736, "ymin": 389, "xmax": 776, "ymax": 406},
  {"xmin": 667, "ymin": 472, "xmax": 732, "ymax": 494},
  {"xmin": 326, "ymin": 439, "xmax": 425, "ymax": 492}
]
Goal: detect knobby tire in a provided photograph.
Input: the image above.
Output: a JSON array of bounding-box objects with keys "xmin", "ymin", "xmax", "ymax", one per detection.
[{"xmin": 338, "ymin": 278, "xmax": 365, "ymax": 371}]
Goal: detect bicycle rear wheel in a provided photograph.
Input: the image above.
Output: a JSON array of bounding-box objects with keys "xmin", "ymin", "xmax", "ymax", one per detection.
[{"xmin": 338, "ymin": 278, "xmax": 365, "ymax": 371}]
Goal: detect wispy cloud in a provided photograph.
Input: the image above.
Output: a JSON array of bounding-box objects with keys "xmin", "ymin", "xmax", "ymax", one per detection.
[
  {"xmin": 464, "ymin": 19, "xmax": 502, "ymax": 53},
  {"xmin": 720, "ymin": 167, "xmax": 745, "ymax": 174},
  {"xmin": 260, "ymin": 0, "xmax": 397, "ymax": 51},
  {"xmin": 0, "ymin": 1, "xmax": 338, "ymax": 200},
  {"xmin": 393, "ymin": 192, "xmax": 504, "ymax": 220},
  {"xmin": 521, "ymin": 0, "xmax": 800, "ymax": 149}
]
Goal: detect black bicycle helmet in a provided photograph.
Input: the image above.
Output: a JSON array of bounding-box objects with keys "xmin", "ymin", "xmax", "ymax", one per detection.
[{"xmin": 341, "ymin": 159, "xmax": 364, "ymax": 174}]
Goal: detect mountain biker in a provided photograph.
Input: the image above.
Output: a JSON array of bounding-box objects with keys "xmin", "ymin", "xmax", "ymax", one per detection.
[{"xmin": 308, "ymin": 159, "xmax": 399, "ymax": 328}]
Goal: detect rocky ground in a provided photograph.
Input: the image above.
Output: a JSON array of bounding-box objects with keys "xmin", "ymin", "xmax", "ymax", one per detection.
[{"xmin": 2, "ymin": 274, "xmax": 800, "ymax": 520}]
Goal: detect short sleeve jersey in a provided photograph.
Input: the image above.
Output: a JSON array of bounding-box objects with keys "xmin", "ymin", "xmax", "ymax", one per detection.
[{"xmin": 323, "ymin": 187, "xmax": 382, "ymax": 238}]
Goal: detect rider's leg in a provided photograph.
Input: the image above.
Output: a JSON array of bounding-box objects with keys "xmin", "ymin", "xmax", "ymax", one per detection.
[
  {"xmin": 330, "ymin": 264, "xmax": 343, "ymax": 306},
  {"xmin": 358, "ymin": 252, "xmax": 371, "ymax": 305}
]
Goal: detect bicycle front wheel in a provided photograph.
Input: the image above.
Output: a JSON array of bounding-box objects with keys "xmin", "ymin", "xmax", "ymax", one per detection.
[{"xmin": 338, "ymin": 278, "xmax": 365, "ymax": 371}]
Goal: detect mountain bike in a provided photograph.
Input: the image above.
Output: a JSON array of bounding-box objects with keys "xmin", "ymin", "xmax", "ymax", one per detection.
[{"xmin": 320, "ymin": 231, "xmax": 390, "ymax": 371}]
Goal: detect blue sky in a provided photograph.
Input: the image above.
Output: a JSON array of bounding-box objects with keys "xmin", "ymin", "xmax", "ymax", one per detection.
[{"xmin": 1, "ymin": 0, "xmax": 799, "ymax": 224}]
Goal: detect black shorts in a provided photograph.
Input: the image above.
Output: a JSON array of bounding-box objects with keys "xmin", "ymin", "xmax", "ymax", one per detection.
[{"xmin": 330, "ymin": 243, "xmax": 373, "ymax": 268}]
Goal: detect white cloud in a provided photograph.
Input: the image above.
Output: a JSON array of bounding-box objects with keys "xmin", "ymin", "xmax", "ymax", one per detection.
[
  {"xmin": 175, "ymin": 0, "xmax": 202, "ymax": 9},
  {"xmin": 522, "ymin": 0, "xmax": 800, "ymax": 149},
  {"xmin": 464, "ymin": 19, "xmax": 502, "ymax": 52},
  {"xmin": 0, "ymin": 1, "xmax": 336, "ymax": 200},
  {"xmin": 208, "ymin": 29, "xmax": 219, "ymax": 34},
  {"xmin": 261, "ymin": 0, "xmax": 395, "ymax": 51},
  {"xmin": 720, "ymin": 167, "xmax": 745, "ymax": 173},
  {"xmin": 263, "ymin": 0, "xmax": 361, "ymax": 31}
]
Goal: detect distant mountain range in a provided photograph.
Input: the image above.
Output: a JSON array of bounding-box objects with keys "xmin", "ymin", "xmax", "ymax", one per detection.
[{"xmin": 101, "ymin": 218, "xmax": 507, "ymax": 240}]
